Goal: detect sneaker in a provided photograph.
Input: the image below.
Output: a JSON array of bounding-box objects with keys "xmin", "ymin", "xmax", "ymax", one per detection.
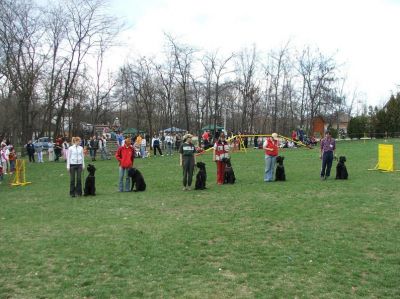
[
  {"xmin": 182, "ymin": 187, "xmax": 187, "ymax": 191},
  {"xmin": 187, "ymin": 186, "xmax": 191, "ymax": 191}
]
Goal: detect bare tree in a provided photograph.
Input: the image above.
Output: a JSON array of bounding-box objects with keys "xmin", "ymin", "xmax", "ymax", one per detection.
[
  {"xmin": 0, "ymin": 0, "xmax": 46, "ymax": 143},
  {"xmin": 236, "ymin": 46, "xmax": 258, "ymax": 131},
  {"xmin": 297, "ymin": 47, "xmax": 336, "ymax": 132},
  {"xmin": 53, "ymin": 0, "xmax": 120, "ymax": 138},
  {"xmin": 166, "ymin": 34, "xmax": 196, "ymax": 131}
]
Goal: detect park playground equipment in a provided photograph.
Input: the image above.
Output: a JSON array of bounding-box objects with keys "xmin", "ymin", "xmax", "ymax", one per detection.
[
  {"xmin": 11, "ymin": 159, "xmax": 32, "ymax": 186},
  {"xmin": 368, "ymin": 144, "xmax": 400, "ymax": 172}
]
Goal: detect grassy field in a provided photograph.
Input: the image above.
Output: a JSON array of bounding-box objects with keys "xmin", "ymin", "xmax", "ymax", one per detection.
[{"xmin": 1, "ymin": 139, "xmax": 399, "ymax": 298}]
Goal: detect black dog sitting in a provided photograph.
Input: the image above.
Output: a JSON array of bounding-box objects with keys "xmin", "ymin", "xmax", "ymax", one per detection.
[
  {"xmin": 195, "ymin": 162, "xmax": 207, "ymax": 190},
  {"xmin": 128, "ymin": 168, "xmax": 146, "ymax": 191},
  {"xmin": 335, "ymin": 156, "xmax": 348, "ymax": 179},
  {"xmin": 222, "ymin": 158, "xmax": 236, "ymax": 184},
  {"xmin": 84, "ymin": 164, "xmax": 96, "ymax": 196},
  {"xmin": 275, "ymin": 156, "xmax": 286, "ymax": 181}
]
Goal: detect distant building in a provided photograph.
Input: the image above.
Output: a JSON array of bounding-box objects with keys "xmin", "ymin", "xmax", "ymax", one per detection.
[{"xmin": 312, "ymin": 112, "xmax": 351, "ymax": 138}]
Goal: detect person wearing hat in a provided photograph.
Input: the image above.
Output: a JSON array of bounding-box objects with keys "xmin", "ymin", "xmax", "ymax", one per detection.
[
  {"xmin": 263, "ymin": 133, "xmax": 279, "ymax": 182},
  {"xmin": 179, "ymin": 134, "xmax": 196, "ymax": 191},
  {"xmin": 213, "ymin": 132, "xmax": 230, "ymax": 185},
  {"xmin": 115, "ymin": 137, "xmax": 135, "ymax": 192},
  {"xmin": 320, "ymin": 130, "xmax": 336, "ymax": 180}
]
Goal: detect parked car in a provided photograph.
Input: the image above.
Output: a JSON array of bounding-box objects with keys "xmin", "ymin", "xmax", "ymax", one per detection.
[{"xmin": 33, "ymin": 137, "xmax": 53, "ymax": 150}]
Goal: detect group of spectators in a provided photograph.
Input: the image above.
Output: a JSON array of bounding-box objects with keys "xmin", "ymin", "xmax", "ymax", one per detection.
[{"xmin": 0, "ymin": 139, "xmax": 17, "ymax": 181}]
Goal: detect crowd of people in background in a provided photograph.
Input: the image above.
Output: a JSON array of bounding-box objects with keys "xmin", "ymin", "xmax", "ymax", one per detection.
[{"xmin": 0, "ymin": 126, "xmax": 327, "ymax": 191}]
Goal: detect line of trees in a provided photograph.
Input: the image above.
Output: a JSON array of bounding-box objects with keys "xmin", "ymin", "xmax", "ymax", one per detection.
[
  {"xmin": 1, "ymin": 0, "xmax": 361, "ymax": 145},
  {"xmin": 348, "ymin": 93, "xmax": 400, "ymax": 138}
]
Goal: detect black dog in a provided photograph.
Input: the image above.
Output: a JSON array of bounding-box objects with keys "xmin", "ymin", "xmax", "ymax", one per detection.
[
  {"xmin": 195, "ymin": 162, "xmax": 207, "ymax": 190},
  {"xmin": 275, "ymin": 156, "xmax": 286, "ymax": 181},
  {"xmin": 128, "ymin": 168, "xmax": 146, "ymax": 191},
  {"xmin": 222, "ymin": 158, "xmax": 236, "ymax": 184},
  {"xmin": 335, "ymin": 156, "xmax": 348, "ymax": 179},
  {"xmin": 84, "ymin": 164, "xmax": 96, "ymax": 196}
]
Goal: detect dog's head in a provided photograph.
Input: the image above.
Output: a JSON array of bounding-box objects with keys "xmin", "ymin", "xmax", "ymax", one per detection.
[
  {"xmin": 196, "ymin": 162, "xmax": 206, "ymax": 170},
  {"xmin": 276, "ymin": 156, "xmax": 284, "ymax": 165},
  {"xmin": 128, "ymin": 168, "xmax": 138, "ymax": 178},
  {"xmin": 339, "ymin": 156, "xmax": 346, "ymax": 163},
  {"xmin": 87, "ymin": 164, "xmax": 96, "ymax": 175}
]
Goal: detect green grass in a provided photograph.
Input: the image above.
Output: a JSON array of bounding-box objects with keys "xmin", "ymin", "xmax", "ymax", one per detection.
[{"xmin": 1, "ymin": 140, "xmax": 400, "ymax": 298}]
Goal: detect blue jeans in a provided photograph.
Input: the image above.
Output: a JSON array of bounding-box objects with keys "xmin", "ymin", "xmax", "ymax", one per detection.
[
  {"xmin": 167, "ymin": 143, "xmax": 173, "ymax": 155},
  {"xmin": 119, "ymin": 167, "xmax": 131, "ymax": 192},
  {"xmin": 321, "ymin": 151, "xmax": 334, "ymax": 178},
  {"xmin": 264, "ymin": 155, "xmax": 276, "ymax": 182},
  {"xmin": 140, "ymin": 146, "xmax": 146, "ymax": 158}
]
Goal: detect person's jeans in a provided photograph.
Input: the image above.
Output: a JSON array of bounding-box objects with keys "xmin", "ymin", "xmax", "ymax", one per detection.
[
  {"xmin": 9, "ymin": 160, "xmax": 15, "ymax": 173},
  {"xmin": 69, "ymin": 164, "xmax": 82, "ymax": 196},
  {"xmin": 140, "ymin": 146, "xmax": 146, "ymax": 158},
  {"xmin": 167, "ymin": 143, "xmax": 173, "ymax": 155},
  {"xmin": 153, "ymin": 145, "xmax": 163, "ymax": 156},
  {"xmin": 119, "ymin": 167, "xmax": 131, "ymax": 192},
  {"xmin": 182, "ymin": 157, "xmax": 195, "ymax": 187},
  {"xmin": 264, "ymin": 155, "xmax": 276, "ymax": 182},
  {"xmin": 216, "ymin": 161, "xmax": 225, "ymax": 184},
  {"xmin": 37, "ymin": 151, "xmax": 43, "ymax": 162},
  {"xmin": 321, "ymin": 151, "xmax": 334, "ymax": 178},
  {"xmin": 101, "ymin": 148, "xmax": 108, "ymax": 160}
]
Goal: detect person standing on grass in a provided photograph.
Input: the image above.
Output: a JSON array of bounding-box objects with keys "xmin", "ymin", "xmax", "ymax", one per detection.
[
  {"xmin": 62, "ymin": 139, "xmax": 69, "ymax": 162},
  {"xmin": 67, "ymin": 137, "xmax": 85, "ymax": 198},
  {"xmin": 115, "ymin": 137, "xmax": 134, "ymax": 192},
  {"xmin": 99, "ymin": 136, "xmax": 110, "ymax": 160},
  {"xmin": 140, "ymin": 135, "xmax": 147, "ymax": 158},
  {"xmin": 263, "ymin": 132, "xmax": 279, "ymax": 182},
  {"xmin": 165, "ymin": 133, "xmax": 173, "ymax": 155},
  {"xmin": 25, "ymin": 140, "xmax": 35, "ymax": 163},
  {"xmin": 36, "ymin": 143, "xmax": 44, "ymax": 163},
  {"xmin": 320, "ymin": 131, "xmax": 336, "ymax": 180},
  {"xmin": 8, "ymin": 146, "xmax": 16, "ymax": 174},
  {"xmin": 213, "ymin": 132, "xmax": 230, "ymax": 185},
  {"xmin": 151, "ymin": 134, "xmax": 163, "ymax": 156},
  {"xmin": 179, "ymin": 134, "xmax": 196, "ymax": 191}
]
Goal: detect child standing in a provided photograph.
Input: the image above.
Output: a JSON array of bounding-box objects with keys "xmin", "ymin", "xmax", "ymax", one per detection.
[{"xmin": 8, "ymin": 146, "xmax": 16, "ymax": 174}]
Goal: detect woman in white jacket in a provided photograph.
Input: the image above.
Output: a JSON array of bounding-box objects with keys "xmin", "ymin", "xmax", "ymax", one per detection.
[{"xmin": 67, "ymin": 137, "xmax": 85, "ymax": 197}]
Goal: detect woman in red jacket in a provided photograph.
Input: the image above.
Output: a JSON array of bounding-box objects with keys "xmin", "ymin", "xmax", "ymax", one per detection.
[
  {"xmin": 115, "ymin": 137, "xmax": 134, "ymax": 192},
  {"xmin": 263, "ymin": 133, "xmax": 279, "ymax": 182},
  {"xmin": 213, "ymin": 132, "xmax": 230, "ymax": 185}
]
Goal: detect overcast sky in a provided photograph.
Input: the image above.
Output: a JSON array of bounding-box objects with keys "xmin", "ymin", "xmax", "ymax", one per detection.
[{"xmin": 107, "ymin": 0, "xmax": 400, "ymax": 107}]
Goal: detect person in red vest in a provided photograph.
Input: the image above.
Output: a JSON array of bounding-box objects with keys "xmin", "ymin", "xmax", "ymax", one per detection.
[
  {"xmin": 291, "ymin": 130, "xmax": 297, "ymax": 141},
  {"xmin": 263, "ymin": 132, "xmax": 279, "ymax": 182},
  {"xmin": 115, "ymin": 137, "xmax": 134, "ymax": 192},
  {"xmin": 213, "ymin": 132, "xmax": 230, "ymax": 185}
]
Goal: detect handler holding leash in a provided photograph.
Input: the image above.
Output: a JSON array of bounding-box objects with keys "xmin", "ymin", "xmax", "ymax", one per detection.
[
  {"xmin": 263, "ymin": 133, "xmax": 279, "ymax": 182},
  {"xmin": 67, "ymin": 137, "xmax": 85, "ymax": 197},
  {"xmin": 320, "ymin": 131, "xmax": 336, "ymax": 180},
  {"xmin": 179, "ymin": 134, "xmax": 196, "ymax": 191},
  {"xmin": 115, "ymin": 137, "xmax": 134, "ymax": 192},
  {"xmin": 213, "ymin": 132, "xmax": 230, "ymax": 185}
]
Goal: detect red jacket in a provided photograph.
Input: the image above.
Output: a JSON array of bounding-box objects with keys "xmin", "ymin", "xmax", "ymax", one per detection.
[
  {"xmin": 264, "ymin": 138, "xmax": 279, "ymax": 156},
  {"xmin": 115, "ymin": 145, "xmax": 134, "ymax": 168}
]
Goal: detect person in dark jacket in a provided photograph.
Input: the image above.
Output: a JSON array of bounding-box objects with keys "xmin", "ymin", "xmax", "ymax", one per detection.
[
  {"xmin": 26, "ymin": 140, "xmax": 35, "ymax": 163},
  {"xmin": 151, "ymin": 134, "xmax": 163, "ymax": 156},
  {"xmin": 179, "ymin": 134, "xmax": 196, "ymax": 191},
  {"xmin": 115, "ymin": 137, "xmax": 134, "ymax": 192}
]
